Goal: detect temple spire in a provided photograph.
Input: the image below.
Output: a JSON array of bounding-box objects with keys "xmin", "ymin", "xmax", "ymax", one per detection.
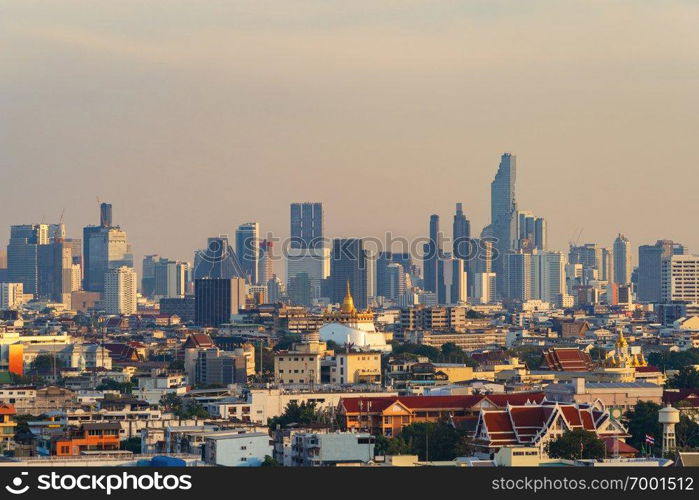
[{"xmin": 341, "ymin": 280, "xmax": 356, "ymax": 314}]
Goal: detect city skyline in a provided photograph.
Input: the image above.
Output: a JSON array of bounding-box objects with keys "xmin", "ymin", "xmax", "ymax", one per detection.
[{"xmin": 2, "ymin": 1, "xmax": 699, "ymax": 268}]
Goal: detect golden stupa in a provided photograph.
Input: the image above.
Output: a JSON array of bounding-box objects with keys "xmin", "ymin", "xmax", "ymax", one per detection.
[
  {"xmin": 606, "ymin": 331, "xmax": 647, "ymax": 368},
  {"xmin": 325, "ymin": 281, "xmax": 373, "ymax": 323}
]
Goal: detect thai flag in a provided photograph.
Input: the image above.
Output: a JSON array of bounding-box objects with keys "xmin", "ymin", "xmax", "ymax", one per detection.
[{"xmin": 645, "ymin": 434, "xmax": 655, "ymax": 445}]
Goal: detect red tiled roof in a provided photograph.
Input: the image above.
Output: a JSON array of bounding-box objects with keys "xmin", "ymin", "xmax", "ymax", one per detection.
[
  {"xmin": 477, "ymin": 402, "xmax": 620, "ymax": 449},
  {"xmin": 340, "ymin": 396, "xmax": 399, "ymax": 413},
  {"xmin": 183, "ymin": 333, "xmax": 214, "ymax": 349},
  {"xmin": 663, "ymin": 389, "xmax": 699, "ymax": 407},
  {"xmin": 485, "ymin": 392, "xmax": 546, "ymax": 407},
  {"xmin": 340, "ymin": 395, "xmax": 485, "ymax": 413},
  {"xmin": 540, "ymin": 348, "xmax": 594, "ymax": 372},
  {"xmin": 635, "ymin": 365, "xmax": 662, "ymax": 373},
  {"xmin": 397, "ymin": 395, "xmax": 485, "ymax": 409},
  {"xmin": 482, "ymin": 411, "xmax": 517, "ymax": 444},
  {"xmin": 0, "ymin": 404, "xmax": 16, "ymax": 415},
  {"xmin": 604, "ymin": 437, "xmax": 638, "ymax": 455}
]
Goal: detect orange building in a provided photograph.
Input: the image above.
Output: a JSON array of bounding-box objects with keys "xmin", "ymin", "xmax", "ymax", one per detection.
[
  {"xmin": 338, "ymin": 393, "xmax": 545, "ymax": 437},
  {"xmin": 0, "ymin": 404, "xmax": 17, "ymax": 451},
  {"xmin": 52, "ymin": 422, "xmax": 120, "ymax": 456},
  {"xmin": 8, "ymin": 344, "xmax": 23, "ymax": 375}
]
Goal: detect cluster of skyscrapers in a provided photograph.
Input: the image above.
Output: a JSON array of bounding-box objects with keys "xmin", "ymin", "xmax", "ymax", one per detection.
[{"xmin": 2, "ymin": 153, "xmax": 699, "ymax": 326}]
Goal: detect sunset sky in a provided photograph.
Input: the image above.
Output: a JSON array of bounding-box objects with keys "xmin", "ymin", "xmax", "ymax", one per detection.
[{"xmin": 1, "ymin": 1, "xmax": 698, "ymax": 274}]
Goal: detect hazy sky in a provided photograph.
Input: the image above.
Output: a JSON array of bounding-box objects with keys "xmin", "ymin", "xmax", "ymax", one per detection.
[{"xmin": 1, "ymin": 0, "xmax": 698, "ymax": 275}]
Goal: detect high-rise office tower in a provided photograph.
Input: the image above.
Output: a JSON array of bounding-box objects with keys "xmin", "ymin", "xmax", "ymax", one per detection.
[
  {"xmin": 288, "ymin": 272, "xmax": 313, "ymax": 307},
  {"xmin": 0, "ymin": 250, "xmax": 7, "ymax": 283},
  {"xmin": 328, "ymin": 238, "xmax": 368, "ymax": 309},
  {"xmin": 37, "ymin": 238, "xmax": 73, "ymax": 305},
  {"xmin": 453, "ymin": 203, "xmax": 471, "ymax": 259},
  {"xmin": 290, "ymin": 202, "xmax": 323, "ymax": 249},
  {"xmin": 377, "ymin": 252, "xmax": 415, "ymax": 299},
  {"xmin": 141, "ymin": 254, "xmax": 160, "ymax": 297},
  {"xmin": 661, "ymin": 254, "xmax": 699, "ymax": 303},
  {"xmin": 100, "ymin": 202, "xmax": 112, "ymax": 228},
  {"xmin": 568, "ymin": 243, "xmax": 611, "ymax": 283},
  {"xmin": 473, "ymin": 272, "xmax": 497, "ymax": 305},
  {"xmin": 385, "ymin": 263, "xmax": 406, "ymax": 300},
  {"xmin": 64, "ymin": 238, "xmax": 82, "ymax": 269},
  {"xmin": 638, "ymin": 240, "xmax": 685, "ymax": 303},
  {"xmin": 104, "ymin": 266, "xmax": 137, "ymax": 315},
  {"xmin": 7, "ymin": 224, "xmax": 50, "ymax": 296},
  {"xmin": 441, "ymin": 256, "xmax": 467, "ymax": 305},
  {"xmin": 366, "ymin": 249, "xmax": 377, "ymax": 300},
  {"xmin": 266, "ymin": 275, "xmax": 283, "ymax": 303},
  {"xmin": 286, "ymin": 246, "xmax": 330, "ymax": 300},
  {"xmin": 194, "ymin": 277, "xmax": 246, "ymax": 327},
  {"xmin": 613, "ymin": 233, "xmax": 632, "ymax": 285},
  {"xmin": 193, "ymin": 237, "xmax": 245, "ymax": 280},
  {"xmin": 153, "ymin": 259, "xmax": 188, "ymax": 298},
  {"xmin": 531, "ymin": 251, "xmax": 567, "ymax": 305},
  {"xmin": 517, "ymin": 211, "xmax": 547, "ymax": 251},
  {"xmin": 491, "ymin": 153, "xmax": 518, "ymax": 295},
  {"xmin": 504, "ymin": 250, "xmax": 532, "ymax": 301},
  {"xmin": 534, "ymin": 218, "xmax": 547, "ymax": 251},
  {"xmin": 258, "ymin": 240, "xmax": 273, "ymax": 285},
  {"xmin": 83, "ymin": 204, "xmax": 133, "ymax": 293},
  {"xmin": 423, "ymin": 214, "xmax": 441, "ymax": 293},
  {"xmin": 287, "ymin": 203, "xmax": 327, "ymax": 298},
  {"xmin": 235, "ymin": 222, "xmax": 259, "ymax": 284},
  {"xmin": 452, "ymin": 203, "xmax": 471, "ymax": 295}
]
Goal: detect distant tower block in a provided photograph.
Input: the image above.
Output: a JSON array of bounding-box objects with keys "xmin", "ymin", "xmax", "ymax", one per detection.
[{"xmin": 659, "ymin": 404, "xmax": 680, "ymax": 456}]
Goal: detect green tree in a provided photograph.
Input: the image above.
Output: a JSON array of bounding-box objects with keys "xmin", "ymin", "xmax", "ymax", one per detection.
[
  {"xmin": 676, "ymin": 412, "xmax": 699, "ymax": 450},
  {"xmin": 667, "ymin": 366, "xmax": 699, "ymax": 389},
  {"xmin": 121, "ymin": 437, "xmax": 142, "ymax": 453},
  {"xmin": 274, "ymin": 334, "xmax": 302, "ymax": 352},
  {"xmin": 508, "ymin": 346, "xmax": 546, "ymax": 370},
  {"xmin": 160, "ymin": 393, "xmax": 183, "ymax": 413},
  {"xmin": 544, "ymin": 429, "xmax": 605, "ymax": 460},
  {"xmin": 168, "ymin": 360, "xmax": 185, "ymax": 371},
  {"xmin": 268, "ymin": 401, "xmax": 323, "ymax": 429},
  {"xmin": 261, "ymin": 455, "xmax": 280, "ymax": 467},
  {"xmin": 30, "ymin": 354, "xmax": 64, "ymax": 373},
  {"xmin": 647, "ymin": 349, "xmax": 699, "ymax": 371},
  {"xmin": 624, "ymin": 401, "xmax": 662, "ymax": 455},
  {"xmin": 96, "ymin": 378, "xmax": 134, "ymax": 394},
  {"xmin": 399, "ymin": 421, "xmax": 465, "ymax": 461},
  {"xmin": 373, "ymin": 434, "xmax": 411, "ymax": 456},
  {"xmin": 159, "ymin": 393, "xmax": 210, "ymax": 418}
]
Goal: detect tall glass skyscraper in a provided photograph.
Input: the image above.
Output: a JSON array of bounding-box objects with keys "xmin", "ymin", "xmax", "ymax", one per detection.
[
  {"xmin": 235, "ymin": 222, "xmax": 259, "ymax": 284},
  {"xmin": 612, "ymin": 233, "xmax": 632, "ymax": 285},
  {"xmin": 491, "ymin": 153, "xmax": 518, "ymax": 296},
  {"xmin": 7, "ymin": 224, "xmax": 49, "ymax": 296},
  {"xmin": 328, "ymin": 238, "xmax": 368, "ymax": 309},
  {"xmin": 290, "ymin": 202, "xmax": 323, "ymax": 249},
  {"xmin": 423, "ymin": 214, "xmax": 441, "ymax": 293}
]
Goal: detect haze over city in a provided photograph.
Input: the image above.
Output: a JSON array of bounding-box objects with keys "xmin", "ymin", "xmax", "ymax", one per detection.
[{"xmin": 2, "ymin": 0, "xmax": 699, "ymax": 268}]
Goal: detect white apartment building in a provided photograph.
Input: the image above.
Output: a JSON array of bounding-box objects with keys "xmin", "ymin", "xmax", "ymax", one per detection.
[
  {"xmin": 532, "ymin": 251, "xmax": 567, "ymax": 305},
  {"xmin": 203, "ymin": 432, "xmax": 272, "ymax": 467},
  {"xmin": 105, "ymin": 266, "xmax": 137, "ymax": 315},
  {"xmin": 661, "ymin": 255, "xmax": 699, "ymax": 303}
]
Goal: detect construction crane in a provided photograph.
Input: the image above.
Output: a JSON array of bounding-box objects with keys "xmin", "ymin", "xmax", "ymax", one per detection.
[{"xmin": 569, "ymin": 227, "xmax": 584, "ymax": 249}]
